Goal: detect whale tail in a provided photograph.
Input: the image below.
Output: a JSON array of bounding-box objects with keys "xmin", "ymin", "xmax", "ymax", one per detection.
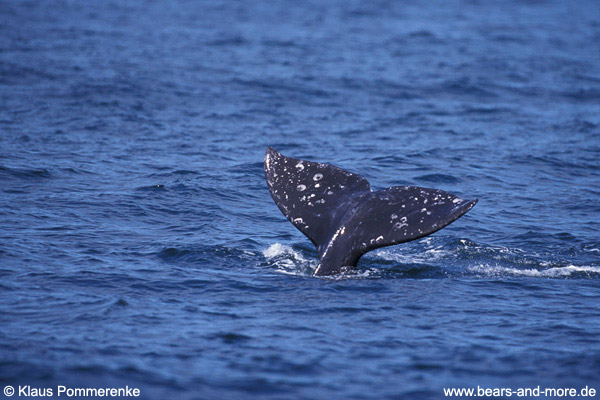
[{"xmin": 264, "ymin": 147, "xmax": 477, "ymax": 276}]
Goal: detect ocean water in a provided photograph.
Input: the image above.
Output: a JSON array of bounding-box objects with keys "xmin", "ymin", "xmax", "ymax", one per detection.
[{"xmin": 1, "ymin": 0, "xmax": 599, "ymax": 399}]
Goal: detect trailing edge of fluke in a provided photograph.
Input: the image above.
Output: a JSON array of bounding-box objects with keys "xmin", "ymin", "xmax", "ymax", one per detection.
[{"xmin": 264, "ymin": 147, "xmax": 478, "ymax": 276}]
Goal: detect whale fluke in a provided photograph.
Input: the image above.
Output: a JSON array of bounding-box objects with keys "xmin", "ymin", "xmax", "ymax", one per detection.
[{"xmin": 264, "ymin": 147, "xmax": 478, "ymax": 276}]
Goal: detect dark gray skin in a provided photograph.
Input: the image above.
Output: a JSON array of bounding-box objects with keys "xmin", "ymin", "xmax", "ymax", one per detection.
[{"xmin": 264, "ymin": 147, "xmax": 478, "ymax": 276}]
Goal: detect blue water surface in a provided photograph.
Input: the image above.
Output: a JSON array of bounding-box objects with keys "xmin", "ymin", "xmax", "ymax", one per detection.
[{"xmin": 1, "ymin": 0, "xmax": 599, "ymax": 399}]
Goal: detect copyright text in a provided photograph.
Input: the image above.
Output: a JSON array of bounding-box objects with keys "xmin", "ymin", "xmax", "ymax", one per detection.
[{"xmin": 3, "ymin": 385, "xmax": 140, "ymax": 398}]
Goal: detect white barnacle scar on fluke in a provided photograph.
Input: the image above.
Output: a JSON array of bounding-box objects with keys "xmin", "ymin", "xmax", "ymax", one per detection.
[{"xmin": 264, "ymin": 147, "xmax": 478, "ymax": 276}]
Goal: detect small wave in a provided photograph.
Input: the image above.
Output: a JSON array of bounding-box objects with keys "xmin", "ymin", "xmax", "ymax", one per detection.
[
  {"xmin": 210, "ymin": 332, "xmax": 252, "ymax": 344},
  {"xmin": 172, "ymin": 170, "xmax": 199, "ymax": 175},
  {"xmin": 469, "ymin": 264, "xmax": 600, "ymax": 278},
  {"xmin": 438, "ymin": 77, "xmax": 498, "ymax": 98},
  {"xmin": 261, "ymin": 39, "xmax": 298, "ymax": 48},
  {"xmin": 563, "ymin": 88, "xmax": 600, "ymax": 102},
  {"xmin": 137, "ymin": 184, "xmax": 166, "ymax": 191},
  {"xmin": 207, "ymin": 35, "xmax": 247, "ymax": 47},
  {"xmin": 0, "ymin": 166, "xmax": 52, "ymax": 179},
  {"xmin": 415, "ymin": 173, "xmax": 460, "ymax": 183},
  {"xmin": 157, "ymin": 247, "xmax": 191, "ymax": 261},
  {"xmin": 408, "ymin": 30, "xmax": 436, "ymax": 38},
  {"xmin": 232, "ymin": 78, "xmax": 332, "ymax": 99}
]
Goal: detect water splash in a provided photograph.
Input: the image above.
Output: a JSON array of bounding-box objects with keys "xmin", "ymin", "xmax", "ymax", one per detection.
[
  {"xmin": 260, "ymin": 238, "xmax": 600, "ymax": 280},
  {"xmin": 262, "ymin": 243, "xmax": 317, "ymax": 276}
]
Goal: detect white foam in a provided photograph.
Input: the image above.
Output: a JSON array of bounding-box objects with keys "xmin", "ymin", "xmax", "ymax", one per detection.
[
  {"xmin": 263, "ymin": 243, "xmax": 316, "ymax": 276},
  {"xmin": 331, "ymin": 267, "xmax": 377, "ymax": 280},
  {"xmin": 375, "ymin": 246, "xmax": 452, "ymax": 264},
  {"xmin": 263, "ymin": 243, "xmax": 305, "ymax": 260},
  {"xmin": 469, "ymin": 264, "xmax": 600, "ymax": 278}
]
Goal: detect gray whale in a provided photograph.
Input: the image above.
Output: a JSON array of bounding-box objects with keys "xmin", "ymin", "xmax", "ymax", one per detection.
[{"xmin": 264, "ymin": 147, "xmax": 477, "ymax": 276}]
